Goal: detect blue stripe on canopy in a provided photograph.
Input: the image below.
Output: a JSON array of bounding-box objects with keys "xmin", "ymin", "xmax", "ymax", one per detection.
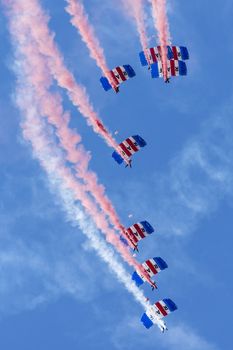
[
  {"xmin": 163, "ymin": 298, "xmax": 178, "ymax": 312},
  {"xmin": 132, "ymin": 271, "xmax": 144, "ymax": 286},
  {"xmin": 112, "ymin": 151, "xmax": 124, "ymax": 164},
  {"xmin": 141, "ymin": 221, "xmax": 154, "ymax": 234},
  {"xmin": 141, "ymin": 313, "xmax": 153, "ymax": 329},
  {"xmin": 139, "ymin": 51, "xmax": 148, "ymax": 66},
  {"xmin": 153, "ymin": 257, "xmax": 168, "ymax": 270},
  {"xmin": 123, "ymin": 65, "xmax": 136, "ymax": 78},
  {"xmin": 100, "ymin": 77, "xmax": 112, "ymax": 91},
  {"xmin": 132, "ymin": 135, "xmax": 147, "ymax": 148},
  {"xmin": 178, "ymin": 61, "xmax": 187, "ymax": 75}
]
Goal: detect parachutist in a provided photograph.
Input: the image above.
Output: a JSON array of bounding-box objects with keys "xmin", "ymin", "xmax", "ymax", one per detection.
[
  {"xmin": 132, "ymin": 257, "xmax": 166, "ymax": 290},
  {"xmin": 139, "ymin": 46, "xmax": 189, "ymax": 83},
  {"xmin": 121, "ymin": 221, "xmax": 154, "ymax": 252},
  {"xmin": 141, "ymin": 300, "xmax": 177, "ymax": 329},
  {"xmin": 100, "ymin": 65, "xmax": 136, "ymax": 92},
  {"xmin": 112, "ymin": 135, "xmax": 146, "ymax": 167},
  {"xmin": 125, "ymin": 159, "xmax": 132, "ymax": 168}
]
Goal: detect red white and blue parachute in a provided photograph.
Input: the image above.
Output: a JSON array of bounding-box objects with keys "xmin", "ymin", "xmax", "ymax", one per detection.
[
  {"xmin": 139, "ymin": 45, "xmax": 189, "ymax": 82},
  {"xmin": 112, "ymin": 135, "xmax": 147, "ymax": 165},
  {"xmin": 151, "ymin": 59, "xmax": 187, "ymax": 79},
  {"xmin": 132, "ymin": 257, "xmax": 168, "ymax": 288},
  {"xmin": 139, "ymin": 45, "xmax": 189, "ymax": 66},
  {"xmin": 141, "ymin": 299, "xmax": 178, "ymax": 329},
  {"xmin": 100, "ymin": 65, "xmax": 136, "ymax": 92},
  {"xmin": 120, "ymin": 220, "xmax": 154, "ymax": 250}
]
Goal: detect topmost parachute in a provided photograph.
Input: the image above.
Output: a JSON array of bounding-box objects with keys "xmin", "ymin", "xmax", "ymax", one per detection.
[{"xmin": 139, "ymin": 45, "xmax": 189, "ymax": 66}]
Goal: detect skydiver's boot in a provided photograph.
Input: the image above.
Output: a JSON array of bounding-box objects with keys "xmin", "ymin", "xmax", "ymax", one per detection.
[
  {"xmin": 151, "ymin": 283, "xmax": 157, "ymax": 291},
  {"xmin": 125, "ymin": 159, "xmax": 132, "ymax": 168}
]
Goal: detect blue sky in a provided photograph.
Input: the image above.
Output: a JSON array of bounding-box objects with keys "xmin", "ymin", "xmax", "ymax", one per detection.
[{"xmin": 0, "ymin": 0, "xmax": 233, "ymax": 349}]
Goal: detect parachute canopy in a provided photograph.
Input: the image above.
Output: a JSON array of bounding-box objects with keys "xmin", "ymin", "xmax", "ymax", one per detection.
[
  {"xmin": 100, "ymin": 65, "xmax": 136, "ymax": 92},
  {"xmin": 132, "ymin": 257, "xmax": 168, "ymax": 287},
  {"xmin": 126, "ymin": 220, "xmax": 154, "ymax": 244},
  {"xmin": 120, "ymin": 220, "xmax": 154, "ymax": 250},
  {"xmin": 151, "ymin": 60, "xmax": 187, "ymax": 79},
  {"xmin": 112, "ymin": 135, "xmax": 147, "ymax": 165},
  {"xmin": 139, "ymin": 45, "xmax": 189, "ymax": 66},
  {"xmin": 141, "ymin": 299, "xmax": 178, "ymax": 329}
]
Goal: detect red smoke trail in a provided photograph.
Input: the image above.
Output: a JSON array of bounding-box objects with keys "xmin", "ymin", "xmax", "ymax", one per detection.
[
  {"xmin": 23, "ymin": 0, "xmax": 126, "ymax": 237},
  {"xmin": 6, "ymin": 0, "xmax": 129, "ymax": 165},
  {"xmin": 125, "ymin": 0, "xmax": 149, "ymax": 53},
  {"xmin": 129, "ymin": 0, "xmax": 151, "ymax": 65},
  {"xmin": 4, "ymin": 0, "xmax": 150, "ymax": 282},
  {"xmin": 65, "ymin": 0, "xmax": 117, "ymax": 90},
  {"xmin": 132, "ymin": 0, "xmax": 149, "ymax": 52},
  {"xmin": 15, "ymin": 0, "xmax": 130, "ymax": 232},
  {"xmin": 151, "ymin": 0, "xmax": 171, "ymax": 79}
]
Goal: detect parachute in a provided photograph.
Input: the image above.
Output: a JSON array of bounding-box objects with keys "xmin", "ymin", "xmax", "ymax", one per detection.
[
  {"xmin": 139, "ymin": 45, "xmax": 189, "ymax": 66},
  {"xmin": 132, "ymin": 257, "xmax": 168, "ymax": 287},
  {"xmin": 120, "ymin": 221, "xmax": 154, "ymax": 250},
  {"xmin": 100, "ymin": 65, "xmax": 136, "ymax": 92},
  {"xmin": 141, "ymin": 299, "xmax": 178, "ymax": 329},
  {"xmin": 151, "ymin": 60, "xmax": 187, "ymax": 79},
  {"xmin": 112, "ymin": 135, "xmax": 147, "ymax": 165}
]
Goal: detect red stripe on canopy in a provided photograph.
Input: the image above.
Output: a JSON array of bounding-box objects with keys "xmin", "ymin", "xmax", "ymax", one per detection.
[
  {"xmin": 170, "ymin": 60, "xmax": 176, "ymax": 76},
  {"xmin": 134, "ymin": 224, "xmax": 145, "ymax": 239},
  {"xmin": 146, "ymin": 260, "xmax": 157, "ymax": 275},
  {"xmin": 115, "ymin": 67, "xmax": 127, "ymax": 81},
  {"xmin": 110, "ymin": 71, "xmax": 119, "ymax": 85},
  {"xmin": 119, "ymin": 143, "xmax": 131, "ymax": 157},
  {"xmin": 155, "ymin": 302, "xmax": 168, "ymax": 317},
  {"xmin": 172, "ymin": 46, "xmax": 178, "ymax": 60},
  {"xmin": 150, "ymin": 48, "xmax": 157, "ymax": 62},
  {"xmin": 127, "ymin": 227, "xmax": 138, "ymax": 244},
  {"xmin": 126, "ymin": 138, "xmax": 138, "ymax": 152}
]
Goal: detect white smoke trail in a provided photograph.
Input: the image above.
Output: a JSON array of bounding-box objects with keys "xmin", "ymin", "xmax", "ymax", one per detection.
[
  {"xmin": 3, "ymin": 0, "xmax": 166, "ymax": 330},
  {"xmin": 8, "ymin": 25, "xmax": 149, "ymax": 311},
  {"xmin": 14, "ymin": 76, "xmax": 148, "ymax": 309}
]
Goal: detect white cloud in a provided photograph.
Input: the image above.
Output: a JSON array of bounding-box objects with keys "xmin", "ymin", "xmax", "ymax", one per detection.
[
  {"xmin": 164, "ymin": 323, "xmax": 219, "ymax": 350},
  {"xmin": 111, "ymin": 316, "xmax": 219, "ymax": 350}
]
